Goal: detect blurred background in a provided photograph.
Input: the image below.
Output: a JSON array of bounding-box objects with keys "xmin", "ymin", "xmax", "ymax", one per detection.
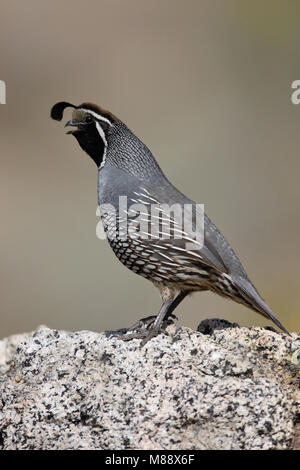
[{"xmin": 0, "ymin": 0, "xmax": 299, "ymax": 338}]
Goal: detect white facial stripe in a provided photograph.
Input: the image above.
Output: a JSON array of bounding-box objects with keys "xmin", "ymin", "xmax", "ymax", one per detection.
[
  {"xmin": 78, "ymin": 108, "xmax": 113, "ymax": 126},
  {"xmin": 95, "ymin": 121, "xmax": 107, "ymax": 146},
  {"xmin": 95, "ymin": 121, "xmax": 108, "ymax": 169}
]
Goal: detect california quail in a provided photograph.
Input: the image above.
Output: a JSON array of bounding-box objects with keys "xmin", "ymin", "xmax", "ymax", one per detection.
[{"xmin": 51, "ymin": 101, "xmax": 289, "ymax": 345}]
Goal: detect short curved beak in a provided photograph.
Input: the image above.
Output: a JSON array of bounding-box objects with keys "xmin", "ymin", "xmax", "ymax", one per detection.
[
  {"xmin": 65, "ymin": 119, "xmax": 80, "ymax": 134},
  {"xmin": 65, "ymin": 119, "xmax": 79, "ymax": 128}
]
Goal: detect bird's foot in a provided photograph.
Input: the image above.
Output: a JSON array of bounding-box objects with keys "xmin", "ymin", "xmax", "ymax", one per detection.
[
  {"xmin": 111, "ymin": 313, "xmax": 177, "ymax": 346},
  {"xmin": 127, "ymin": 313, "xmax": 177, "ymax": 333},
  {"xmin": 118, "ymin": 328, "xmax": 159, "ymax": 347}
]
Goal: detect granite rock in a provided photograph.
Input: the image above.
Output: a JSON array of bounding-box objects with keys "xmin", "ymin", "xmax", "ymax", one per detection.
[{"xmin": 0, "ymin": 322, "xmax": 299, "ymax": 450}]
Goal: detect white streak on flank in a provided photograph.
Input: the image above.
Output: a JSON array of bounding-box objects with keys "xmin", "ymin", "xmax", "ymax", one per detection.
[
  {"xmin": 95, "ymin": 121, "xmax": 108, "ymax": 169},
  {"xmin": 173, "ymin": 227, "xmax": 184, "ymax": 234},
  {"xmin": 132, "ymin": 212, "xmax": 149, "ymax": 217},
  {"xmin": 139, "ymin": 194, "xmax": 157, "ymax": 202},
  {"xmin": 140, "ymin": 187, "xmax": 151, "ymax": 195},
  {"xmin": 165, "ymin": 245, "xmax": 189, "ymax": 254},
  {"xmin": 182, "ymin": 235, "xmax": 202, "ymax": 246},
  {"xmin": 126, "ymin": 210, "xmax": 139, "ymax": 216},
  {"xmin": 132, "ymin": 192, "xmax": 155, "ymax": 205},
  {"xmin": 157, "ymin": 231, "xmax": 174, "ymax": 238},
  {"xmin": 137, "ymin": 193, "xmax": 159, "ymax": 203},
  {"xmin": 139, "ymin": 231, "xmax": 151, "ymax": 238},
  {"xmin": 149, "ymin": 244, "xmax": 168, "ymax": 250},
  {"xmin": 79, "ymin": 108, "xmax": 113, "ymax": 127},
  {"xmin": 167, "ymin": 245, "xmax": 207, "ymax": 263},
  {"xmin": 155, "ymin": 251, "xmax": 174, "ymax": 262},
  {"xmin": 139, "ymin": 219, "xmax": 151, "ymax": 224},
  {"xmin": 186, "ymin": 250, "xmax": 206, "ymax": 260},
  {"xmin": 137, "ymin": 199, "xmax": 151, "ymax": 205},
  {"xmin": 150, "ymin": 213, "xmax": 169, "ymax": 220},
  {"xmin": 223, "ymin": 273, "xmax": 233, "ymax": 282}
]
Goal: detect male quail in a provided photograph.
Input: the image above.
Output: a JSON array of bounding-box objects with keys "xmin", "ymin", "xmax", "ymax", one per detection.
[{"xmin": 51, "ymin": 101, "xmax": 289, "ymax": 345}]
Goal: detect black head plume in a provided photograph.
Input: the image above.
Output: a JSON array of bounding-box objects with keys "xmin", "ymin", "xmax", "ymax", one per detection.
[{"xmin": 50, "ymin": 101, "xmax": 77, "ymax": 121}]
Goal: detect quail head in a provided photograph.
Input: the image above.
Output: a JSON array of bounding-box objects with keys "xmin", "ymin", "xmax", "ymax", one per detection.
[{"xmin": 51, "ymin": 101, "xmax": 289, "ymax": 345}]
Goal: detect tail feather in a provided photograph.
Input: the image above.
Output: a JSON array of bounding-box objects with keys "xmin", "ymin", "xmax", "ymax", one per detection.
[{"xmin": 230, "ymin": 275, "xmax": 290, "ymax": 335}]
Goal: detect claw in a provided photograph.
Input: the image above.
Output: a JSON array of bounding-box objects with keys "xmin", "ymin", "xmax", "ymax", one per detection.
[{"xmin": 108, "ymin": 312, "xmax": 178, "ymax": 346}]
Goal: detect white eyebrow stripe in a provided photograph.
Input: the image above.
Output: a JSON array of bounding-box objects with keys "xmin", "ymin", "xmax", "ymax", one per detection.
[{"xmin": 78, "ymin": 108, "xmax": 113, "ymax": 127}]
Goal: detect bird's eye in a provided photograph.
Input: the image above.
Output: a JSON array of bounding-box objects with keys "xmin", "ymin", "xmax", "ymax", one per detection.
[{"xmin": 85, "ymin": 114, "xmax": 93, "ymax": 123}]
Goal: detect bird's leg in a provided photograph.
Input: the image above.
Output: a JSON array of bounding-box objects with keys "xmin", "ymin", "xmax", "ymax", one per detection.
[
  {"xmin": 126, "ymin": 288, "xmax": 188, "ymax": 332},
  {"xmin": 116, "ymin": 291, "xmax": 188, "ymax": 346}
]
